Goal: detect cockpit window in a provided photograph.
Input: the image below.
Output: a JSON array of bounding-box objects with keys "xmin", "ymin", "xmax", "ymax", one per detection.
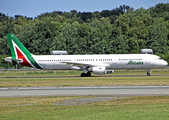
[{"xmin": 157, "ymin": 58, "xmax": 162, "ymax": 60}]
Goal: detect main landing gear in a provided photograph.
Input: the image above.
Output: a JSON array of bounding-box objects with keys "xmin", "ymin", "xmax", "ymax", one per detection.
[
  {"xmin": 81, "ymin": 71, "xmax": 91, "ymax": 77},
  {"xmin": 147, "ymin": 69, "xmax": 150, "ymax": 76}
]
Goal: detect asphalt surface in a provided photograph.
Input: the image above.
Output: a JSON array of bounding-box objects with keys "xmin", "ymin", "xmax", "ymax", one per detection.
[
  {"xmin": 1, "ymin": 86, "xmax": 169, "ymax": 97},
  {"xmin": 53, "ymin": 97, "xmax": 127, "ymax": 105}
]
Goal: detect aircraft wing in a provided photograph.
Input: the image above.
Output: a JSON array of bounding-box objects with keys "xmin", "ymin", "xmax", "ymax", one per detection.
[
  {"xmin": 61, "ymin": 61, "xmax": 98, "ymax": 68},
  {"xmin": 62, "ymin": 61, "xmax": 110, "ymax": 68}
]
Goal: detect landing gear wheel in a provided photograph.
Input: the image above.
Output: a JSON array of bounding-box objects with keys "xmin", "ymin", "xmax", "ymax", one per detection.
[
  {"xmin": 81, "ymin": 73, "xmax": 86, "ymax": 77},
  {"xmin": 147, "ymin": 69, "xmax": 150, "ymax": 76},
  {"xmin": 86, "ymin": 72, "xmax": 91, "ymax": 77},
  {"xmin": 147, "ymin": 73, "xmax": 150, "ymax": 76}
]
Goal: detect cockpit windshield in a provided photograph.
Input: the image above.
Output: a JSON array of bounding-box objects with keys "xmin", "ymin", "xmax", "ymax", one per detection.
[{"xmin": 157, "ymin": 58, "xmax": 162, "ymax": 60}]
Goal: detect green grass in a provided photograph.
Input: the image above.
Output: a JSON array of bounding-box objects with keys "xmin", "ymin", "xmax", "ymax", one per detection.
[
  {"xmin": 0, "ymin": 96, "xmax": 169, "ymax": 120},
  {"xmin": 0, "ymin": 70, "xmax": 169, "ymax": 119},
  {"xmin": 0, "ymin": 76, "xmax": 169, "ymax": 87},
  {"xmin": 0, "ymin": 69, "xmax": 169, "ymax": 87}
]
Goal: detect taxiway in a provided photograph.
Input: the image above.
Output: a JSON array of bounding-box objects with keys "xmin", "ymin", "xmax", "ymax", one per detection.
[{"xmin": 0, "ymin": 86, "xmax": 169, "ymax": 97}]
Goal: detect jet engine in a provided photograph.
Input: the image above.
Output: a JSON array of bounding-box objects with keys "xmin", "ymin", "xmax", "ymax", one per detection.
[
  {"xmin": 90, "ymin": 67, "xmax": 114, "ymax": 74},
  {"xmin": 50, "ymin": 51, "xmax": 68, "ymax": 55}
]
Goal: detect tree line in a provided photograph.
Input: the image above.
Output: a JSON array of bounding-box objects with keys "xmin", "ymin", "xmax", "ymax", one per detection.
[{"xmin": 0, "ymin": 3, "xmax": 169, "ymax": 68}]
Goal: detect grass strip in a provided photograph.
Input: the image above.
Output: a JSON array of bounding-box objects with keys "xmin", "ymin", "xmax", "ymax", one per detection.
[
  {"xmin": 0, "ymin": 96, "xmax": 169, "ymax": 120},
  {"xmin": 0, "ymin": 76, "xmax": 169, "ymax": 87}
]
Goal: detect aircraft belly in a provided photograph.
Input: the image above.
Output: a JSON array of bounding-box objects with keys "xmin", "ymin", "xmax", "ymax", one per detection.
[{"xmin": 39, "ymin": 63, "xmax": 71, "ymax": 70}]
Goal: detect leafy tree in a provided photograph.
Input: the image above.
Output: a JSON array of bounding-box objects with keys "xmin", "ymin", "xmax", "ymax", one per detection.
[
  {"xmin": 1, "ymin": 3, "xmax": 169, "ymax": 67},
  {"xmin": 19, "ymin": 21, "xmax": 61, "ymax": 54},
  {"xmin": 0, "ymin": 55, "xmax": 11, "ymax": 68},
  {"xmin": 91, "ymin": 11, "xmax": 101, "ymax": 19},
  {"xmin": 77, "ymin": 12, "xmax": 92, "ymax": 22},
  {"xmin": 150, "ymin": 3, "xmax": 169, "ymax": 19},
  {"xmin": 147, "ymin": 18, "xmax": 169, "ymax": 54},
  {"xmin": 0, "ymin": 36, "xmax": 10, "ymax": 55}
]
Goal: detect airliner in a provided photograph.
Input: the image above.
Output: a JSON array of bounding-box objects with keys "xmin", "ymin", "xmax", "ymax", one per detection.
[{"xmin": 4, "ymin": 33, "xmax": 168, "ymax": 76}]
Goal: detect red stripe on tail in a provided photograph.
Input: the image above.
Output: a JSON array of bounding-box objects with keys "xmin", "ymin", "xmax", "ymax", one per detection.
[{"xmin": 16, "ymin": 47, "xmax": 32, "ymax": 67}]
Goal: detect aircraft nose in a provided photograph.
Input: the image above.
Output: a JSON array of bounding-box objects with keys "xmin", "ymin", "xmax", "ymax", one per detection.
[{"xmin": 162, "ymin": 60, "xmax": 168, "ymax": 66}]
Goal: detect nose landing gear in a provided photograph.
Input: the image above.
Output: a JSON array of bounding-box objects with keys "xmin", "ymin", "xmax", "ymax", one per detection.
[{"xmin": 147, "ymin": 69, "xmax": 150, "ymax": 76}]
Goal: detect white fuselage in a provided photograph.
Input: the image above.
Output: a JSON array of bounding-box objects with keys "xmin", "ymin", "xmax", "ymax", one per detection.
[{"xmin": 33, "ymin": 54, "xmax": 168, "ymax": 70}]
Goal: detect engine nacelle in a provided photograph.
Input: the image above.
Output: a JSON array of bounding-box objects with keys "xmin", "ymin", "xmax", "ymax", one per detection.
[
  {"xmin": 91, "ymin": 67, "xmax": 114, "ymax": 74},
  {"xmin": 105, "ymin": 70, "xmax": 114, "ymax": 74},
  {"xmin": 50, "ymin": 51, "xmax": 68, "ymax": 55}
]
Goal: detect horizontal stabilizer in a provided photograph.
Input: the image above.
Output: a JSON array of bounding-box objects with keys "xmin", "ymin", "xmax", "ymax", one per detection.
[{"xmin": 3, "ymin": 57, "xmax": 23, "ymax": 63}]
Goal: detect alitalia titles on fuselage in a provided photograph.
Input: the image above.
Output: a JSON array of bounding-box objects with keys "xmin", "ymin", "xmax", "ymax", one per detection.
[{"xmin": 127, "ymin": 61, "xmax": 143, "ymax": 65}]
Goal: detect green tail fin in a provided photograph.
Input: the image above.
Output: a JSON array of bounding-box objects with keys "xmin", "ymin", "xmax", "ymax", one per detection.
[
  {"xmin": 6, "ymin": 34, "xmax": 31, "ymax": 59},
  {"xmin": 6, "ymin": 34, "xmax": 41, "ymax": 69}
]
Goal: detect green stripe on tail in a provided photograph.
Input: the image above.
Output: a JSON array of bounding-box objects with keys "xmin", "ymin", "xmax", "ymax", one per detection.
[{"xmin": 6, "ymin": 34, "xmax": 42, "ymax": 69}]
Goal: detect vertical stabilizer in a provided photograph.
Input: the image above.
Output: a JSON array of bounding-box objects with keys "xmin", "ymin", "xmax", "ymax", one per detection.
[{"xmin": 6, "ymin": 34, "xmax": 41, "ymax": 69}]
